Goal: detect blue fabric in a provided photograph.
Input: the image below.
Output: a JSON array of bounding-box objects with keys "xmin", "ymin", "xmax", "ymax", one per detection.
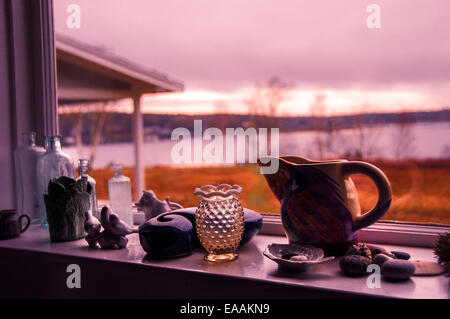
[{"xmin": 138, "ymin": 207, "xmax": 263, "ymax": 257}]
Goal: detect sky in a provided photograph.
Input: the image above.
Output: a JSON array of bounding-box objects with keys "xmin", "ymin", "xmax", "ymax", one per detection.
[{"xmin": 54, "ymin": 0, "xmax": 450, "ymax": 115}]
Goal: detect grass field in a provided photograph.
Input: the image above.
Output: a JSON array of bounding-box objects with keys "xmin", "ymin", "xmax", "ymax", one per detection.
[{"xmin": 90, "ymin": 159, "xmax": 450, "ymax": 225}]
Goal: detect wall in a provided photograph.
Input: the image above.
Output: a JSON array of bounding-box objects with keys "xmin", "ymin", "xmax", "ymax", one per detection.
[
  {"xmin": 0, "ymin": 0, "xmax": 57, "ymax": 209},
  {"xmin": 0, "ymin": 0, "xmax": 15, "ymax": 208}
]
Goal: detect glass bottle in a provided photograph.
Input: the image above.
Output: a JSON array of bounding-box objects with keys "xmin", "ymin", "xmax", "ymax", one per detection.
[
  {"xmin": 13, "ymin": 132, "xmax": 45, "ymax": 224},
  {"xmin": 108, "ymin": 164, "xmax": 133, "ymax": 226},
  {"xmin": 77, "ymin": 159, "xmax": 98, "ymax": 219},
  {"xmin": 36, "ymin": 135, "xmax": 76, "ymax": 227}
]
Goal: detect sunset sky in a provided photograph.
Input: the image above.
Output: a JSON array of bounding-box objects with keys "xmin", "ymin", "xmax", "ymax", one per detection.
[{"xmin": 54, "ymin": 0, "xmax": 450, "ymax": 115}]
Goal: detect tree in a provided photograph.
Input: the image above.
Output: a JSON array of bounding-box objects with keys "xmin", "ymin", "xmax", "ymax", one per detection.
[
  {"xmin": 309, "ymin": 94, "xmax": 342, "ymax": 159},
  {"xmin": 66, "ymin": 101, "xmax": 111, "ymax": 169},
  {"xmin": 392, "ymin": 111, "xmax": 416, "ymax": 159},
  {"xmin": 212, "ymin": 100, "xmax": 231, "ymax": 131},
  {"xmin": 244, "ymin": 77, "xmax": 289, "ymax": 156},
  {"xmin": 349, "ymin": 103, "xmax": 382, "ymax": 159},
  {"xmin": 87, "ymin": 102, "xmax": 110, "ymax": 168},
  {"xmin": 310, "ymin": 94, "xmax": 327, "ymax": 159},
  {"xmin": 245, "ymin": 76, "xmax": 289, "ymax": 130}
]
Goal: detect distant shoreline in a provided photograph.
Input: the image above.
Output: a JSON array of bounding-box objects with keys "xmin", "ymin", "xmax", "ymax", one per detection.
[
  {"xmin": 63, "ymin": 121, "xmax": 450, "ymax": 169},
  {"xmin": 59, "ymin": 109, "xmax": 450, "ymax": 145}
]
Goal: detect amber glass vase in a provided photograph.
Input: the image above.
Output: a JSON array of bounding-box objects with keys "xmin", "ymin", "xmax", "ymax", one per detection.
[{"xmin": 194, "ymin": 184, "xmax": 244, "ymax": 262}]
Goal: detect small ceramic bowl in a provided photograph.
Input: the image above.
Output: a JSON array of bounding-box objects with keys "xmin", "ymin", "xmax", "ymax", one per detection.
[{"xmin": 263, "ymin": 243, "xmax": 334, "ymax": 272}]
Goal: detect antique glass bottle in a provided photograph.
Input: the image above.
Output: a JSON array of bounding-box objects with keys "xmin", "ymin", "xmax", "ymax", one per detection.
[
  {"xmin": 36, "ymin": 135, "xmax": 76, "ymax": 227},
  {"xmin": 108, "ymin": 164, "xmax": 133, "ymax": 226},
  {"xmin": 13, "ymin": 132, "xmax": 45, "ymax": 224},
  {"xmin": 194, "ymin": 184, "xmax": 244, "ymax": 262},
  {"xmin": 77, "ymin": 159, "xmax": 98, "ymax": 218}
]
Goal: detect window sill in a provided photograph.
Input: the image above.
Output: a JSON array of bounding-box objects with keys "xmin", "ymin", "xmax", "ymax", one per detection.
[
  {"xmin": 104, "ymin": 197, "xmax": 449, "ymax": 248},
  {"xmin": 260, "ymin": 215, "xmax": 450, "ymax": 248},
  {"xmin": 0, "ymin": 225, "xmax": 447, "ymax": 299}
]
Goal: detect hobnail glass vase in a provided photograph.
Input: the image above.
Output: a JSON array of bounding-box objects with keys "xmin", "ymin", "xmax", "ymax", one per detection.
[
  {"xmin": 194, "ymin": 184, "xmax": 244, "ymax": 262},
  {"xmin": 36, "ymin": 135, "xmax": 75, "ymax": 227},
  {"xmin": 77, "ymin": 159, "xmax": 98, "ymax": 218},
  {"xmin": 108, "ymin": 164, "xmax": 133, "ymax": 226},
  {"xmin": 13, "ymin": 132, "xmax": 45, "ymax": 224}
]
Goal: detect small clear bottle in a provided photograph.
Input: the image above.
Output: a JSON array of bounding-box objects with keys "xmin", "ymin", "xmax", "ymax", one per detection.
[
  {"xmin": 77, "ymin": 159, "xmax": 98, "ymax": 219},
  {"xmin": 36, "ymin": 135, "xmax": 75, "ymax": 227},
  {"xmin": 13, "ymin": 132, "xmax": 45, "ymax": 224},
  {"xmin": 108, "ymin": 164, "xmax": 133, "ymax": 226}
]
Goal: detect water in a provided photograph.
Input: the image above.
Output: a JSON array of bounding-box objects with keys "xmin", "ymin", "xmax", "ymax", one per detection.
[
  {"xmin": 279, "ymin": 121, "xmax": 450, "ymax": 160},
  {"xmin": 65, "ymin": 122, "xmax": 450, "ymax": 169}
]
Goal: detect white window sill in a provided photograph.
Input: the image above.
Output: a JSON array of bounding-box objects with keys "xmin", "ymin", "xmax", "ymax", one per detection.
[
  {"xmin": 0, "ymin": 225, "xmax": 447, "ymax": 299},
  {"xmin": 101, "ymin": 198, "xmax": 448, "ymax": 249},
  {"xmin": 260, "ymin": 215, "xmax": 450, "ymax": 248}
]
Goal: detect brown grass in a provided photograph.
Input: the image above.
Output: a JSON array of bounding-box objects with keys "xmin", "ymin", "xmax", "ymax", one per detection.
[{"xmin": 91, "ymin": 161, "xmax": 450, "ymax": 225}]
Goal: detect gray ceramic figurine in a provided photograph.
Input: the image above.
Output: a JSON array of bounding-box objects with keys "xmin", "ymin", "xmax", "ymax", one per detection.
[
  {"xmin": 135, "ymin": 190, "xmax": 183, "ymax": 221},
  {"xmin": 84, "ymin": 206, "xmax": 137, "ymax": 249}
]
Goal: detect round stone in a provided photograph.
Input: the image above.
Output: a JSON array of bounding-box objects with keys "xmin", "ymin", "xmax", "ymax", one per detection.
[
  {"xmin": 391, "ymin": 251, "xmax": 411, "ymax": 260},
  {"xmin": 339, "ymin": 255, "xmax": 371, "ymax": 276},
  {"xmin": 346, "ymin": 243, "xmax": 372, "ymax": 261},
  {"xmin": 381, "ymin": 259, "xmax": 415, "ymax": 280},
  {"xmin": 367, "ymin": 244, "xmax": 395, "ymax": 258},
  {"xmin": 373, "ymin": 253, "xmax": 393, "ymax": 266}
]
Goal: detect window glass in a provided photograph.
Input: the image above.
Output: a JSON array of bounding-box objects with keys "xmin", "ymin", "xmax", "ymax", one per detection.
[{"xmin": 54, "ymin": 0, "xmax": 450, "ymax": 225}]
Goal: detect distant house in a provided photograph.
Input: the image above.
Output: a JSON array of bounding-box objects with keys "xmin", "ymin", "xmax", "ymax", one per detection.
[{"xmin": 55, "ymin": 34, "xmax": 184, "ymax": 199}]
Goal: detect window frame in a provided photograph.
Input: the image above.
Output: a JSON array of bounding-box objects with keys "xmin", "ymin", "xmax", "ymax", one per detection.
[
  {"xmin": 40, "ymin": 1, "xmax": 447, "ymax": 249},
  {"xmin": 7, "ymin": 0, "xmax": 58, "ymax": 140},
  {"xmin": 259, "ymin": 214, "xmax": 449, "ymax": 248}
]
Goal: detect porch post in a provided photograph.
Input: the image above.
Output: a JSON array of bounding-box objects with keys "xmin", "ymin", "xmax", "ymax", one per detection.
[{"xmin": 133, "ymin": 94, "xmax": 144, "ymax": 201}]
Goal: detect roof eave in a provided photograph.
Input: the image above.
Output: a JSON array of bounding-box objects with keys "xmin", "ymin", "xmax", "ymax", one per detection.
[{"xmin": 55, "ymin": 35, "xmax": 184, "ymax": 93}]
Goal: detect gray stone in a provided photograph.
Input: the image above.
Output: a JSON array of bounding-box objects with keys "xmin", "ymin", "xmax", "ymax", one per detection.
[
  {"xmin": 367, "ymin": 244, "xmax": 395, "ymax": 257},
  {"xmin": 391, "ymin": 250, "xmax": 411, "ymax": 260},
  {"xmin": 381, "ymin": 259, "xmax": 415, "ymax": 280},
  {"xmin": 345, "ymin": 243, "xmax": 372, "ymax": 261},
  {"xmin": 373, "ymin": 253, "xmax": 393, "ymax": 266},
  {"xmin": 339, "ymin": 255, "xmax": 371, "ymax": 276}
]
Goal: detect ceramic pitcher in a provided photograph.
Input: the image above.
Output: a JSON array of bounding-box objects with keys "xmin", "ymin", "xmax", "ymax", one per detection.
[
  {"xmin": 260, "ymin": 156, "xmax": 392, "ymax": 255},
  {"xmin": 0, "ymin": 209, "xmax": 30, "ymax": 239}
]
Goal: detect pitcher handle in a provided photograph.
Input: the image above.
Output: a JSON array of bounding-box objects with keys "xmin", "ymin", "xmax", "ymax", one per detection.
[{"xmin": 342, "ymin": 161, "xmax": 392, "ymax": 230}]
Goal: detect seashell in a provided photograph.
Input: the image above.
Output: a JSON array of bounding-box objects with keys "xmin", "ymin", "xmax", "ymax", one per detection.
[{"xmin": 263, "ymin": 243, "xmax": 334, "ymax": 272}]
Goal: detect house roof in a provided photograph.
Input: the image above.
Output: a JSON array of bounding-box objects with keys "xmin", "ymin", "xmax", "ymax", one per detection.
[{"xmin": 56, "ymin": 34, "xmax": 183, "ymax": 104}]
